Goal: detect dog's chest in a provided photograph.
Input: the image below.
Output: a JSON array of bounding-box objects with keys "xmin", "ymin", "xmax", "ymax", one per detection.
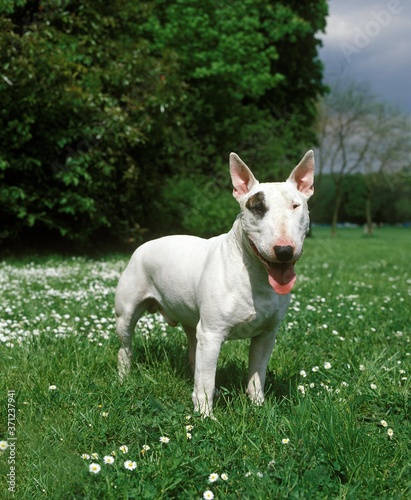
[{"xmin": 226, "ymin": 293, "xmax": 290, "ymax": 340}]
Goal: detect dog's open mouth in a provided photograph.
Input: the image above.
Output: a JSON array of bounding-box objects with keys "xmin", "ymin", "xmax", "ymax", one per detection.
[{"xmin": 249, "ymin": 240, "xmax": 297, "ymax": 295}]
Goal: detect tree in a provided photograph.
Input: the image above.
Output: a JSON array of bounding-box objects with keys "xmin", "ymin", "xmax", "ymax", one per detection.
[
  {"xmin": 315, "ymin": 79, "xmax": 411, "ymax": 235},
  {"xmin": 141, "ymin": 0, "xmax": 328, "ymax": 236},
  {"xmin": 0, "ymin": 0, "xmax": 328, "ymax": 248},
  {"xmin": 0, "ymin": 1, "xmax": 185, "ymax": 246},
  {"xmin": 142, "ymin": 0, "xmax": 328, "ymax": 172}
]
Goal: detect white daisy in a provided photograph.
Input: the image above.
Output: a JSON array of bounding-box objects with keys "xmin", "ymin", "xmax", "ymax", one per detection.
[
  {"xmin": 124, "ymin": 460, "xmax": 137, "ymax": 470},
  {"xmin": 89, "ymin": 463, "xmax": 101, "ymax": 474}
]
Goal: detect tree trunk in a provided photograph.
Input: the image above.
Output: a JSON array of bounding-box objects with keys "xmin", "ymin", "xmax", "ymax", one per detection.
[
  {"xmin": 331, "ymin": 182, "xmax": 342, "ymax": 236},
  {"xmin": 365, "ymin": 187, "xmax": 373, "ymax": 235}
]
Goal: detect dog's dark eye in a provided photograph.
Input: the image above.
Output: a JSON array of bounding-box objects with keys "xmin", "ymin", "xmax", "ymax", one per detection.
[
  {"xmin": 246, "ymin": 192, "xmax": 268, "ymax": 219},
  {"xmin": 292, "ymin": 203, "xmax": 300, "ymax": 210}
]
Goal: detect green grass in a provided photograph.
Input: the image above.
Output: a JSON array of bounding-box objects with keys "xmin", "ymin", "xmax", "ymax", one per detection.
[{"xmin": 1, "ymin": 227, "xmax": 410, "ymax": 499}]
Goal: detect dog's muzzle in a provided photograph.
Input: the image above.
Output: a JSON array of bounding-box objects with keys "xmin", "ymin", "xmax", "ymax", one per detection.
[{"xmin": 249, "ymin": 239, "xmax": 297, "ymax": 295}]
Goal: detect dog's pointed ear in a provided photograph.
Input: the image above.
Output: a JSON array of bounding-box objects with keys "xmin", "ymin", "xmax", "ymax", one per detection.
[
  {"xmin": 230, "ymin": 153, "xmax": 259, "ymax": 202},
  {"xmin": 287, "ymin": 150, "xmax": 315, "ymax": 199}
]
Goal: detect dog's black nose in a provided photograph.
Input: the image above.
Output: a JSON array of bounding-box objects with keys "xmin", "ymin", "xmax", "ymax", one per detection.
[{"xmin": 274, "ymin": 245, "xmax": 294, "ymax": 262}]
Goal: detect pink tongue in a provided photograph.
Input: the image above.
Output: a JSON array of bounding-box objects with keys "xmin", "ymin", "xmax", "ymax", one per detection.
[{"xmin": 268, "ymin": 263, "xmax": 296, "ymax": 295}]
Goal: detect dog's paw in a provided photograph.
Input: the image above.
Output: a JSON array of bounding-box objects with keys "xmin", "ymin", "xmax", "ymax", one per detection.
[
  {"xmin": 195, "ymin": 411, "xmax": 218, "ymax": 421},
  {"xmin": 246, "ymin": 389, "xmax": 265, "ymax": 406},
  {"xmin": 252, "ymin": 397, "xmax": 264, "ymax": 407}
]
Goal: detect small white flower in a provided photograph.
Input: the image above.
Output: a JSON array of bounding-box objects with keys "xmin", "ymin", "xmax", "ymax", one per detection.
[
  {"xmin": 324, "ymin": 362, "xmax": 332, "ymax": 370},
  {"xmin": 0, "ymin": 441, "xmax": 9, "ymax": 451},
  {"xmin": 297, "ymin": 385, "xmax": 305, "ymax": 395},
  {"xmin": 186, "ymin": 432, "xmax": 192, "ymax": 440},
  {"xmin": 89, "ymin": 463, "xmax": 101, "ymax": 474},
  {"xmin": 101, "ymin": 412, "xmax": 109, "ymax": 417},
  {"xmin": 221, "ymin": 473, "xmax": 228, "ymax": 480},
  {"xmin": 282, "ymin": 438, "xmax": 290, "ymax": 444},
  {"xmin": 256, "ymin": 472, "xmax": 264, "ymax": 478},
  {"xmin": 380, "ymin": 420, "xmax": 388, "ymax": 427},
  {"xmin": 299, "ymin": 370, "xmax": 307, "ymax": 378},
  {"xmin": 245, "ymin": 471, "xmax": 252, "ymax": 477},
  {"xmin": 103, "ymin": 456, "xmax": 114, "ymax": 465},
  {"xmin": 312, "ymin": 366, "xmax": 319, "ymax": 372},
  {"xmin": 91, "ymin": 453, "xmax": 99, "ymax": 459},
  {"xmin": 186, "ymin": 424, "xmax": 194, "ymax": 431},
  {"xmin": 159, "ymin": 436, "xmax": 170, "ymax": 444},
  {"xmin": 124, "ymin": 460, "xmax": 137, "ymax": 470},
  {"xmin": 81, "ymin": 453, "xmax": 90, "ymax": 460},
  {"xmin": 208, "ymin": 473, "xmax": 219, "ymax": 482},
  {"xmin": 309, "ymin": 382, "xmax": 315, "ymax": 388},
  {"xmin": 203, "ymin": 491, "xmax": 214, "ymax": 500},
  {"xmin": 359, "ymin": 364, "xmax": 365, "ymax": 371},
  {"xmin": 387, "ymin": 428, "xmax": 394, "ymax": 439},
  {"xmin": 49, "ymin": 385, "xmax": 57, "ymax": 390},
  {"xmin": 141, "ymin": 445, "xmax": 150, "ymax": 453},
  {"xmin": 370, "ymin": 383, "xmax": 377, "ymax": 390},
  {"xmin": 119, "ymin": 445, "xmax": 128, "ymax": 453}
]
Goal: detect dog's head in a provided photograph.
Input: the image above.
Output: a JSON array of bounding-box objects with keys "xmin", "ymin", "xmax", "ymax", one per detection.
[{"xmin": 230, "ymin": 151, "xmax": 315, "ymax": 295}]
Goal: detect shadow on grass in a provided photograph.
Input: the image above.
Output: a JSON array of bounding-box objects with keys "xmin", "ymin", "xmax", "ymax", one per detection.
[{"xmin": 129, "ymin": 329, "xmax": 297, "ymax": 412}]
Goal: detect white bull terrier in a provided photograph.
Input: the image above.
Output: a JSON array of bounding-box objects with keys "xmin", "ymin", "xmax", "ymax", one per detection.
[{"xmin": 115, "ymin": 151, "xmax": 315, "ymax": 416}]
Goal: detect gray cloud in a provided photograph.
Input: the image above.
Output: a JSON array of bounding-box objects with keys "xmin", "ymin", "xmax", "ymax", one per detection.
[{"xmin": 318, "ymin": 0, "xmax": 411, "ymax": 112}]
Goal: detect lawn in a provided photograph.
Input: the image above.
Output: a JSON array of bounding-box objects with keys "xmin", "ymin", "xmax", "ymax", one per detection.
[{"xmin": 0, "ymin": 227, "xmax": 410, "ymax": 499}]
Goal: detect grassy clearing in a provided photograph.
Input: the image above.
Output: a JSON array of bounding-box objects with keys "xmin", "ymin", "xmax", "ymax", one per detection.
[{"xmin": 0, "ymin": 227, "xmax": 410, "ymax": 499}]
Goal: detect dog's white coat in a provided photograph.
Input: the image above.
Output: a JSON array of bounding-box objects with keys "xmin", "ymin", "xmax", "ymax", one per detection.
[{"xmin": 115, "ymin": 151, "xmax": 315, "ymax": 415}]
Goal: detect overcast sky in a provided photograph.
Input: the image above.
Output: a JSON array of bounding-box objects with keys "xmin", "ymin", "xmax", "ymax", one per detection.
[{"xmin": 318, "ymin": 0, "xmax": 411, "ymax": 113}]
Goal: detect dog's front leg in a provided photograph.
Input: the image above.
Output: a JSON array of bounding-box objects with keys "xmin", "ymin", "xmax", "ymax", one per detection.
[
  {"xmin": 246, "ymin": 331, "xmax": 277, "ymax": 405},
  {"xmin": 192, "ymin": 323, "xmax": 223, "ymax": 417}
]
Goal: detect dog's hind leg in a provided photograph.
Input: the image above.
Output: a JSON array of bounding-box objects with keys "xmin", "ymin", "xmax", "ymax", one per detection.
[
  {"xmin": 183, "ymin": 325, "xmax": 197, "ymax": 373},
  {"xmin": 115, "ymin": 268, "xmax": 152, "ymax": 379},
  {"xmin": 116, "ymin": 305, "xmax": 144, "ymax": 380}
]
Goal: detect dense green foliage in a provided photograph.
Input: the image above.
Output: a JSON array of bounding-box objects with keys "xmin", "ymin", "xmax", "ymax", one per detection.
[
  {"xmin": 1, "ymin": 228, "xmax": 410, "ymax": 497},
  {"xmin": 0, "ymin": 0, "xmax": 327, "ymax": 247}
]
